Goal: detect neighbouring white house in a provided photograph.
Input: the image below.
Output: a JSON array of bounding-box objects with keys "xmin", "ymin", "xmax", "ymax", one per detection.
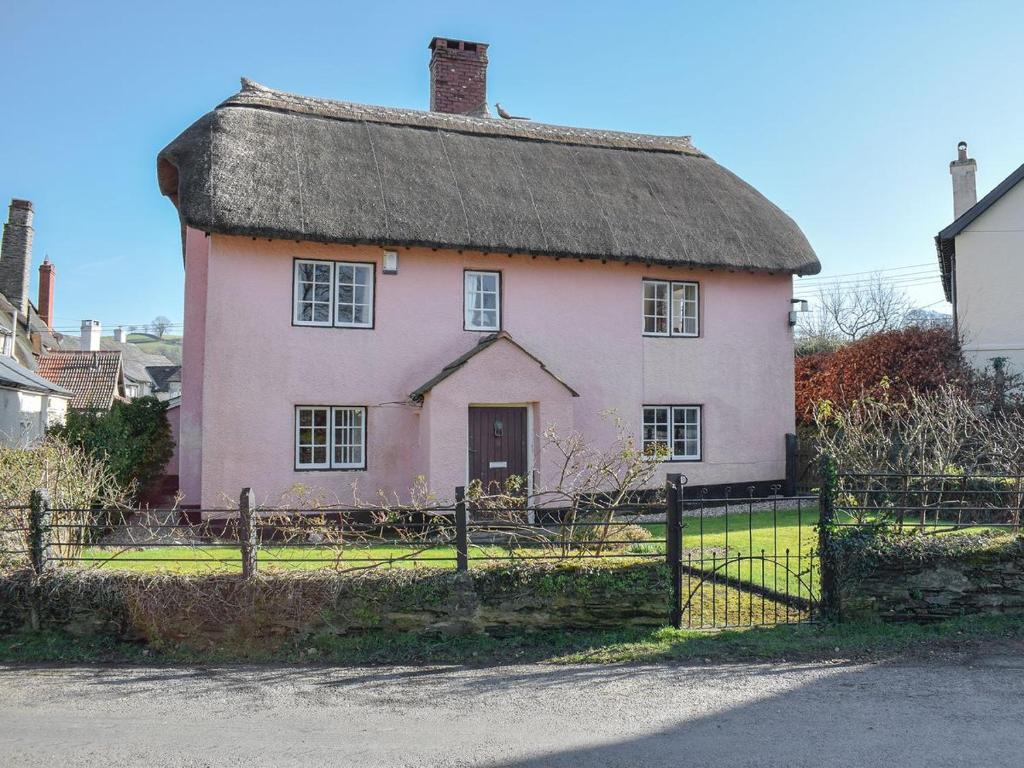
[
  {"xmin": 0, "ymin": 353, "xmax": 71, "ymax": 446},
  {"xmin": 936, "ymin": 142, "xmax": 1024, "ymax": 375}
]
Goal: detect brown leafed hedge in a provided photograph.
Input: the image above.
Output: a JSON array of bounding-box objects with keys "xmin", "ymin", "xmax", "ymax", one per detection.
[{"xmin": 795, "ymin": 326, "xmax": 968, "ymax": 425}]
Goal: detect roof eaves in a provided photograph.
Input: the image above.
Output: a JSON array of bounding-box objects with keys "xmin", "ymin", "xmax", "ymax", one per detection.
[{"xmin": 935, "ymin": 160, "xmax": 1024, "ymax": 300}]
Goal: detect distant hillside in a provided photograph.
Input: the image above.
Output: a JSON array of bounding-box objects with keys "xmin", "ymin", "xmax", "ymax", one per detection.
[{"xmin": 127, "ymin": 333, "xmax": 182, "ymax": 364}]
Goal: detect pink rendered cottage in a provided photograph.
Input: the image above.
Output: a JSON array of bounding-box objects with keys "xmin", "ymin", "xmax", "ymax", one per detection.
[{"xmin": 157, "ymin": 37, "xmax": 820, "ymax": 509}]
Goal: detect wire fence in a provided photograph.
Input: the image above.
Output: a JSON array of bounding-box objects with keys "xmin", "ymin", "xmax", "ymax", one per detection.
[
  {"xmin": 0, "ymin": 488, "xmax": 668, "ymax": 577},
  {"xmin": 833, "ymin": 471, "xmax": 1024, "ymax": 532}
]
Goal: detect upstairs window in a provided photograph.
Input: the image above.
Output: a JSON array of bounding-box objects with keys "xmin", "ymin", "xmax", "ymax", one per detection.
[
  {"xmin": 464, "ymin": 270, "xmax": 501, "ymax": 331},
  {"xmin": 642, "ymin": 405, "xmax": 702, "ymax": 461},
  {"xmin": 294, "ymin": 260, "xmax": 374, "ymax": 328},
  {"xmin": 295, "ymin": 406, "xmax": 367, "ymax": 470},
  {"xmin": 643, "ymin": 280, "xmax": 699, "ymax": 337}
]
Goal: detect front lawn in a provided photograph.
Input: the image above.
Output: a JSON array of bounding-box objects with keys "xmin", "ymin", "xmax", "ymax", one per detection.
[
  {"xmin": 648, "ymin": 505, "xmax": 820, "ymax": 597},
  {"xmin": 74, "ymin": 506, "xmax": 820, "ymax": 619}
]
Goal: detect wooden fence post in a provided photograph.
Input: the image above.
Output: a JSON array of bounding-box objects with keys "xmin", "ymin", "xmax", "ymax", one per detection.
[
  {"xmin": 29, "ymin": 489, "xmax": 51, "ymax": 576},
  {"xmin": 817, "ymin": 455, "xmax": 840, "ymax": 621},
  {"xmin": 239, "ymin": 488, "xmax": 258, "ymax": 579},
  {"xmin": 666, "ymin": 473, "xmax": 683, "ymax": 629},
  {"xmin": 455, "ymin": 486, "xmax": 468, "ymax": 572}
]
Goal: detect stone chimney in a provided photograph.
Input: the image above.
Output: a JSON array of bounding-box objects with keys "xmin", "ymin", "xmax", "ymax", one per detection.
[
  {"xmin": 38, "ymin": 257, "xmax": 55, "ymax": 329},
  {"xmin": 113, "ymin": 327, "xmax": 127, "ymax": 343},
  {"xmin": 950, "ymin": 141, "xmax": 978, "ymax": 220},
  {"xmin": 81, "ymin": 319, "xmax": 101, "ymax": 352},
  {"xmin": 0, "ymin": 199, "xmax": 33, "ymax": 316},
  {"xmin": 429, "ymin": 37, "xmax": 490, "ymax": 117}
]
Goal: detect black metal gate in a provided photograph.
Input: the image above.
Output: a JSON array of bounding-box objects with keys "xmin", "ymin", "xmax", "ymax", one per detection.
[{"xmin": 666, "ymin": 475, "xmax": 820, "ymax": 629}]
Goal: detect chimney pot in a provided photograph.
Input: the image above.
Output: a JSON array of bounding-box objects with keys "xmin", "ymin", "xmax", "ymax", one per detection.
[
  {"xmin": 950, "ymin": 141, "xmax": 978, "ymax": 220},
  {"xmin": 428, "ymin": 36, "xmax": 490, "ymax": 117}
]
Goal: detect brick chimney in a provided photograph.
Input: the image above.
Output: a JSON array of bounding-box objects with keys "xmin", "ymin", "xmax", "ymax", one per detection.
[
  {"xmin": 0, "ymin": 199, "xmax": 33, "ymax": 316},
  {"xmin": 429, "ymin": 37, "xmax": 490, "ymax": 117},
  {"xmin": 113, "ymin": 327, "xmax": 127, "ymax": 343},
  {"xmin": 81, "ymin": 319, "xmax": 101, "ymax": 352},
  {"xmin": 950, "ymin": 141, "xmax": 977, "ymax": 220},
  {"xmin": 38, "ymin": 257, "xmax": 55, "ymax": 329}
]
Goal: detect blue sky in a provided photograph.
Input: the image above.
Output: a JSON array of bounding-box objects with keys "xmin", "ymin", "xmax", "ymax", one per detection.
[{"xmin": 2, "ymin": 0, "xmax": 1022, "ymax": 334}]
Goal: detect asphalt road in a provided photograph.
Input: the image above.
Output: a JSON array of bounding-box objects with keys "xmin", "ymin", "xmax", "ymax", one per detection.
[{"xmin": 1, "ymin": 652, "xmax": 1023, "ymax": 767}]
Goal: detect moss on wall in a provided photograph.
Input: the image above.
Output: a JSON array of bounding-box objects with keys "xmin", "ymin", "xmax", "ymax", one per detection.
[
  {"xmin": 833, "ymin": 530, "xmax": 1024, "ymax": 622},
  {"xmin": 0, "ymin": 561, "xmax": 671, "ymax": 653}
]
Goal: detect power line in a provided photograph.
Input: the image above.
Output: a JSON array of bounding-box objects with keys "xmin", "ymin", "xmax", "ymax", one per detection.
[
  {"xmin": 797, "ymin": 270, "xmax": 938, "ymax": 288},
  {"xmin": 796, "ymin": 262, "xmax": 933, "ymax": 281}
]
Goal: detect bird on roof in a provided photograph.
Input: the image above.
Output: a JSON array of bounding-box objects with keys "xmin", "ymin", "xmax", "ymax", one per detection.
[{"xmin": 495, "ymin": 103, "xmax": 529, "ymax": 121}]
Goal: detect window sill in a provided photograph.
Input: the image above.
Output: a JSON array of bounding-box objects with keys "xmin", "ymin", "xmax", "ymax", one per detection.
[{"xmin": 294, "ymin": 467, "xmax": 368, "ymax": 472}]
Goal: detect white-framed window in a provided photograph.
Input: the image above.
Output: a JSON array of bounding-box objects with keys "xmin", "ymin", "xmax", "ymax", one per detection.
[
  {"xmin": 295, "ymin": 406, "xmax": 367, "ymax": 470},
  {"xmin": 464, "ymin": 270, "xmax": 501, "ymax": 331},
  {"xmin": 643, "ymin": 280, "xmax": 699, "ymax": 337},
  {"xmin": 295, "ymin": 406, "xmax": 331, "ymax": 468},
  {"xmin": 642, "ymin": 405, "xmax": 701, "ymax": 461},
  {"xmin": 294, "ymin": 260, "xmax": 334, "ymax": 326},
  {"xmin": 332, "ymin": 406, "xmax": 366, "ymax": 469},
  {"xmin": 335, "ymin": 263, "xmax": 374, "ymax": 328},
  {"xmin": 293, "ymin": 260, "xmax": 375, "ymax": 328}
]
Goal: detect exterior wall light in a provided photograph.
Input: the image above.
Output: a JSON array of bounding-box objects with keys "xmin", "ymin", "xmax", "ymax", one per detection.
[
  {"xmin": 789, "ymin": 298, "xmax": 809, "ymax": 327},
  {"xmin": 383, "ymin": 250, "xmax": 399, "ymax": 274}
]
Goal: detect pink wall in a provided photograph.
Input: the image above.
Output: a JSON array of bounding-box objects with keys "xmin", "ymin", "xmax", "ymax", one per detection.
[
  {"xmin": 181, "ymin": 233, "xmax": 796, "ymax": 507},
  {"xmin": 180, "ymin": 228, "xmax": 209, "ymax": 504}
]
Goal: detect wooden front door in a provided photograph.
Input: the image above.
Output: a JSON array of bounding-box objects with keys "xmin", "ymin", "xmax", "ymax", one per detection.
[{"xmin": 468, "ymin": 406, "xmax": 528, "ymax": 493}]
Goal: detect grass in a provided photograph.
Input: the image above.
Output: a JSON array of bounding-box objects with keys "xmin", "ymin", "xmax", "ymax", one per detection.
[
  {"xmin": 3, "ymin": 615, "xmax": 1022, "ymax": 666},
  {"xmin": 651, "ymin": 505, "xmax": 820, "ymax": 597},
  {"xmin": 125, "ymin": 333, "xmax": 181, "ymax": 364},
  {"xmin": 74, "ymin": 507, "xmax": 821, "ymax": 627}
]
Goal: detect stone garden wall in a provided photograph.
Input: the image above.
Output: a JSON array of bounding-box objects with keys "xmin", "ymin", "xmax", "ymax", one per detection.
[
  {"xmin": 0, "ymin": 561, "xmax": 670, "ymax": 652},
  {"xmin": 838, "ymin": 532, "xmax": 1024, "ymax": 621}
]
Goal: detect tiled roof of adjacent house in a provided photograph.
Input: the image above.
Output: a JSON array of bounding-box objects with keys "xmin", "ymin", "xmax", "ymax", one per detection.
[
  {"xmin": 56, "ymin": 335, "xmax": 175, "ymax": 385},
  {"xmin": 146, "ymin": 364, "xmax": 181, "ymax": 392},
  {"xmin": 158, "ymin": 79, "xmax": 820, "ymax": 276},
  {"xmin": 0, "ymin": 355, "xmax": 73, "ymax": 397},
  {"xmin": 36, "ymin": 350, "xmax": 124, "ymax": 410}
]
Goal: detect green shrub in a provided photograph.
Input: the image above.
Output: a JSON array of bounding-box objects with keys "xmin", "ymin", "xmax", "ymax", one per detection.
[
  {"xmin": 51, "ymin": 397, "xmax": 173, "ymax": 499},
  {"xmin": 0, "ymin": 438, "xmax": 128, "ymax": 571}
]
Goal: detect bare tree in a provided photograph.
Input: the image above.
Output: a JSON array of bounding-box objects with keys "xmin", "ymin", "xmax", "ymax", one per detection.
[
  {"xmin": 798, "ymin": 274, "xmax": 913, "ymax": 345},
  {"xmin": 151, "ymin": 316, "xmax": 172, "ymax": 338}
]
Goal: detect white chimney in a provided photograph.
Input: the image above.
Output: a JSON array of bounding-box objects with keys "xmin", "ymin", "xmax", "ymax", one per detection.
[
  {"xmin": 113, "ymin": 326, "xmax": 127, "ymax": 343},
  {"xmin": 950, "ymin": 141, "xmax": 977, "ymax": 220},
  {"xmin": 81, "ymin": 319, "xmax": 101, "ymax": 352}
]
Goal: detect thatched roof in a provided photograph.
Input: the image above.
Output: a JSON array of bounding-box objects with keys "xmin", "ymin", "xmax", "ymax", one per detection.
[{"xmin": 158, "ymin": 80, "xmax": 820, "ymax": 275}]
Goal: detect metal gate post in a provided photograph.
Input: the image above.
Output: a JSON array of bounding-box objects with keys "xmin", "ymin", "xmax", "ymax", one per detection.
[
  {"xmin": 455, "ymin": 486, "xmax": 469, "ymax": 572},
  {"xmin": 666, "ymin": 473, "xmax": 683, "ymax": 629}
]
